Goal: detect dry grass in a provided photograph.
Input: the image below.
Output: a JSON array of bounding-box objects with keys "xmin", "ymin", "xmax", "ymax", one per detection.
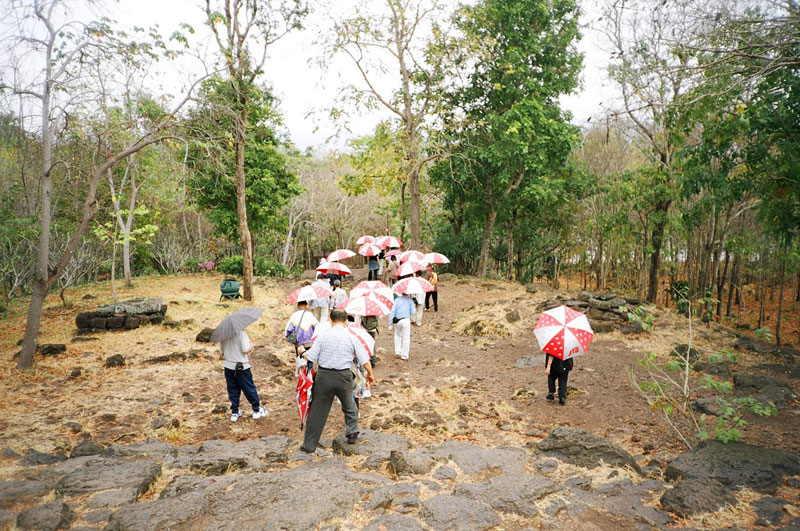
[{"xmin": 669, "ymin": 487, "xmax": 761, "ymax": 530}]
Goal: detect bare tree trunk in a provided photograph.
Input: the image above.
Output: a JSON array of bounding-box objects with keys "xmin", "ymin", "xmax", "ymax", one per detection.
[
  {"xmin": 726, "ymin": 252, "xmax": 739, "ymax": 317},
  {"xmin": 776, "ymin": 248, "xmax": 785, "ymax": 346},
  {"xmin": 234, "ymin": 112, "xmax": 254, "ymax": 300},
  {"xmin": 281, "ymin": 215, "xmax": 295, "ymax": 266},
  {"xmin": 647, "ymin": 200, "xmax": 670, "ymax": 303},
  {"xmin": 478, "ymin": 176, "xmax": 496, "ymax": 277}
]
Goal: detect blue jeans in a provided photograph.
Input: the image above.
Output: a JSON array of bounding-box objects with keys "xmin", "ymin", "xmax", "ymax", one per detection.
[{"xmin": 224, "ymin": 367, "xmax": 261, "ymax": 413}]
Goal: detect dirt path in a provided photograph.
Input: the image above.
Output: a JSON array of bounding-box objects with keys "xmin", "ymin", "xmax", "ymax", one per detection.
[{"xmin": 0, "ymin": 269, "xmax": 798, "ymax": 468}]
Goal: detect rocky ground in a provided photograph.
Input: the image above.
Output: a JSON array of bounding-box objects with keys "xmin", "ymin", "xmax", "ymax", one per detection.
[{"xmin": 1, "ymin": 270, "xmax": 799, "ymax": 529}]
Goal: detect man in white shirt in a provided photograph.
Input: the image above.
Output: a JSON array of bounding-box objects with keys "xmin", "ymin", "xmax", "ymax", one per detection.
[
  {"xmin": 300, "ymin": 309, "xmax": 374, "ymax": 453},
  {"xmin": 220, "ymin": 330, "xmax": 268, "ymax": 422},
  {"xmin": 329, "ymin": 280, "xmax": 347, "ymax": 311}
]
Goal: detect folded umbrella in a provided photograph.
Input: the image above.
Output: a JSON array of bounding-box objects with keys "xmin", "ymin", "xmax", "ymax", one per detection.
[
  {"xmin": 210, "ymin": 307, "xmax": 264, "ymax": 343},
  {"xmin": 534, "ymin": 305, "xmax": 594, "ymax": 360},
  {"xmin": 296, "ymin": 365, "xmax": 315, "ymax": 429}
]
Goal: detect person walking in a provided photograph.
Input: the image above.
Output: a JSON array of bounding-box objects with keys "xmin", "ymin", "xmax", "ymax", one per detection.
[
  {"xmin": 425, "ymin": 265, "xmax": 438, "ymax": 312},
  {"xmin": 220, "ymin": 329, "xmax": 268, "ymax": 422},
  {"xmin": 367, "ymin": 254, "xmax": 380, "ymax": 281},
  {"xmin": 387, "ymin": 293, "xmax": 416, "ymax": 360},
  {"xmin": 285, "ymin": 300, "xmax": 319, "ymax": 373},
  {"xmin": 545, "ymin": 353, "xmax": 573, "ymax": 406},
  {"xmin": 384, "ymin": 255, "xmax": 399, "ymax": 285},
  {"xmin": 311, "ymin": 274, "xmax": 331, "ymax": 324},
  {"xmin": 300, "ymin": 309, "xmax": 374, "ymax": 453},
  {"xmin": 330, "ymin": 279, "xmax": 347, "ymax": 311},
  {"xmin": 412, "ymin": 272, "xmax": 425, "ymax": 326}
]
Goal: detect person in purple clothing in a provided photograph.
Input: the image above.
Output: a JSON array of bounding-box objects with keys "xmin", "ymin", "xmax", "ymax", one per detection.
[{"xmin": 285, "ymin": 300, "xmax": 319, "ymax": 372}]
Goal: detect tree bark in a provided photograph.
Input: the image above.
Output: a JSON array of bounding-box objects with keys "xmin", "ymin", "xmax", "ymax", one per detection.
[
  {"xmin": 234, "ymin": 112, "xmax": 254, "ymax": 300},
  {"xmin": 776, "ymin": 248, "xmax": 785, "ymax": 346},
  {"xmin": 647, "ymin": 200, "xmax": 671, "ymax": 303}
]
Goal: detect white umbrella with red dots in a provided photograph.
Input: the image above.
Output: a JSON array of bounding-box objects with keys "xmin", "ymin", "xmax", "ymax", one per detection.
[{"xmin": 533, "ymin": 305, "xmax": 594, "ymax": 360}]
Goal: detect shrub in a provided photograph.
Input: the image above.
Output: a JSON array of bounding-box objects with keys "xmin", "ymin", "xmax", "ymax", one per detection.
[
  {"xmin": 217, "ymin": 255, "xmax": 244, "ymax": 276},
  {"xmin": 182, "ymin": 258, "xmax": 201, "ymax": 273},
  {"xmin": 198, "ymin": 259, "xmax": 215, "ymax": 273}
]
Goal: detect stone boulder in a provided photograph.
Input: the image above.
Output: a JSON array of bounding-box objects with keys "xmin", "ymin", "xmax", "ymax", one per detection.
[
  {"xmin": 733, "ymin": 373, "xmax": 797, "ymax": 407},
  {"xmin": 39, "ymin": 344, "xmax": 66, "ymax": 356},
  {"xmin": 55, "ymin": 458, "xmax": 161, "ymax": 497},
  {"xmin": 104, "ymin": 354, "xmax": 125, "ymax": 368},
  {"xmin": 364, "ymin": 482, "xmax": 420, "ymax": 511},
  {"xmin": 69, "ymin": 440, "xmax": 105, "ymax": 458},
  {"xmin": 671, "ymin": 344, "xmax": 700, "ymax": 364},
  {"xmin": 182, "ymin": 437, "xmax": 295, "ymax": 474},
  {"xmin": 421, "ymin": 494, "xmax": 500, "ymax": 530},
  {"xmin": 665, "ymin": 440, "xmax": 800, "ymax": 493},
  {"xmin": 453, "ymin": 474, "xmax": 560, "ymax": 517},
  {"xmin": 430, "ymin": 441, "xmax": 528, "ymax": 476},
  {"xmin": 388, "ymin": 449, "xmax": 436, "ymax": 476},
  {"xmin": 0, "ymin": 480, "xmax": 52, "ymax": 506},
  {"xmin": 332, "ymin": 429, "xmax": 412, "ymax": 465},
  {"xmin": 364, "ymin": 514, "xmax": 424, "ymax": 531},
  {"xmin": 659, "ymin": 478, "xmax": 737, "ymax": 517},
  {"xmin": 537, "ymin": 428, "xmax": 642, "ymax": 473},
  {"xmin": 16, "ymin": 501, "xmax": 75, "ymax": 531},
  {"xmin": 693, "ymin": 361, "xmax": 732, "ymax": 379},
  {"xmin": 754, "ymin": 496, "xmax": 787, "ymax": 527},
  {"xmin": 20, "ymin": 449, "xmax": 67, "ymax": 466},
  {"xmin": 195, "ymin": 328, "xmax": 215, "ymax": 343}
]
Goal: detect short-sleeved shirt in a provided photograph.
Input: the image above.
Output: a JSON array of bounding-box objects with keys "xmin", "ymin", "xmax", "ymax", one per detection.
[
  {"xmin": 305, "ymin": 325, "xmax": 370, "ymax": 370},
  {"xmin": 220, "ymin": 330, "xmax": 252, "ymax": 370}
]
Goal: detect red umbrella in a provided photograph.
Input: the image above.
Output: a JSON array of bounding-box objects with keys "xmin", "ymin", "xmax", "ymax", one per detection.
[
  {"xmin": 326, "ymin": 249, "xmax": 356, "ymax": 262},
  {"xmin": 337, "ymin": 295, "xmax": 392, "ymax": 316},
  {"xmin": 384, "ymin": 249, "xmax": 403, "ymax": 258},
  {"xmin": 351, "ymin": 281, "xmax": 393, "ymax": 305},
  {"xmin": 286, "ymin": 284, "xmax": 334, "ymax": 304},
  {"xmin": 399, "ymin": 250, "xmax": 425, "ymax": 263},
  {"xmin": 347, "ymin": 323, "xmax": 375, "ymax": 357},
  {"xmin": 357, "ymin": 235, "xmax": 375, "ymax": 245},
  {"xmin": 376, "ymin": 235, "xmax": 403, "ymax": 249},
  {"xmin": 423, "ymin": 252, "xmax": 450, "ymax": 264},
  {"xmin": 316, "ymin": 262, "xmax": 352, "ymax": 276},
  {"xmin": 397, "ymin": 260, "xmax": 427, "ymax": 277},
  {"xmin": 358, "ymin": 243, "xmax": 382, "ymax": 257},
  {"xmin": 392, "ymin": 277, "xmax": 434, "ymax": 294},
  {"xmin": 533, "ymin": 305, "xmax": 594, "ymax": 360},
  {"xmin": 296, "ymin": 365, "xmax": 315, "ymax": 429}
]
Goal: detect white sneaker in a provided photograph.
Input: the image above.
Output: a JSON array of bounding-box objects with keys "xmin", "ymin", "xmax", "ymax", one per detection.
[
  {"xmin": 230, "ymin": 409, "xmax": 243, "ymax": 422},
  {"xmin": 253, "ymin": 406, "xmax": 268, "ymax": 419},
  {"xmin": 362, "ymin": 388, "xmax": 372, "ymax": 398}
]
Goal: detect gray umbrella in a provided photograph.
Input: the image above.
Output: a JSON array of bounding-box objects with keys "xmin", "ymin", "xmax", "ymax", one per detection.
[{"xmin": 210, "ymin": 307, "xmax": 265, "ymax": 343}]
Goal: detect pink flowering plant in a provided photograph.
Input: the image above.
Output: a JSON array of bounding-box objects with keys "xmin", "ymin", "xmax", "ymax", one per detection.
[{"xmin": 198, "ymin": 260, "xmax": 215, "ymax": 273}]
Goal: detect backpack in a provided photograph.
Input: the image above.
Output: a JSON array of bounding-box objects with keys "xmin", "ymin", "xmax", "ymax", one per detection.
[
  {"xmin": 287, "ymin": 311, "xmax": 306, "ymax": 345},
  {"xmin": 362, "ymin": 315, "xmax": 379, "ymax": 331}
]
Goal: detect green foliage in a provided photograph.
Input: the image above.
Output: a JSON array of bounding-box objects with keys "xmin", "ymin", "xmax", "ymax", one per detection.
[
  {"xmin": 622, "ymin": 305, "xmax": 654, "ymax": 331},
  {"xmin": 187, "ymin": 77, "xmax": 302, "ymax": 241},
  {"xmin": 216, "ymin": 255, "xmax": 290, "ymax": 277},
  {"xmin": 755, "ymin": 326, "xmax": 773, "ymax": 341}
]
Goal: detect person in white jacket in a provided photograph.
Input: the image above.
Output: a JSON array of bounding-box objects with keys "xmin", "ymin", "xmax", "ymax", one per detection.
[{"xmin": 329, "ymin": 280, "xmax": 348, "ymax": 311}]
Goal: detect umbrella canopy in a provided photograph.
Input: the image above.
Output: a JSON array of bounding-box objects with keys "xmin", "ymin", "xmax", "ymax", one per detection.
[
  {"xmin": 397, "ymin": 260, "xmax": 427, "ymax": 277},
  {"xmin": 384, "ymin": 249, "xmax": 403, "ymax": 258},
  {"xmin": 316, "ymin": 262, "xmax": 352, "ymax": 276},
  {"xmin": 358, "ymin": 243, "xmax": 383, "ymax": 257},
  {"xmin": 351, "ymin": 281, "xmax": 393, "ymax": 304},
  {"xmin": 423, "ymin": 252, "xmax": 450, "ymax": 265},
  {"xmin": 399, "ymin": 250, "xmax": 425, "ymax": 263},
  {"xmin": 326, "ymin": 249, "xmax": 356, "ymax": 262},
  {"xmin": 376, "ymin": 235, "xmax": 403, "ymax": 249},
  {"xmin": 392, "ymin": 277, "xmax": 434, "ymax": 295},
  {"xmin": 356, "ymin": 235, "xmax": 375, "ymax": 245},
  {"xmin": 534, "ymin": 305, "xmax": 594, "ymax": 360},
  {"xmin": 296, "ymin": 366, "xmax": 315, "ymax": 429},
  {"xmin": 286, "ymin": 284, "xmax": 334, "ymax": 304},
  {"xmin": 210, "ymin": 307, "xmax": 264, "ymax": 343},
  {"xmin": 337, "ymin": 295, "xmax": 392, "ymax": 316}
]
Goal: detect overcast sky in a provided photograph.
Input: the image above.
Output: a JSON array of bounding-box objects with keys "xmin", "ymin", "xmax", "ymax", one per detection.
[{"xmin": 110, "ymin": 0, "xmax": 615, "ymax": 151}]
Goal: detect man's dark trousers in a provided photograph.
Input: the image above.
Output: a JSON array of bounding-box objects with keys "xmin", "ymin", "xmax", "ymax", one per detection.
[
  {"xmin": 225, "ymin": 367, "xmax": 261, "ymax": 413},
  {"xmin": 548, "ymin": 371, "xmax": 569, "ymax": 400},
  {"xmin": 302, "ymin": 368, "xmax": 359, "ymax": 452},
  {"xmin": 425, "ymin": 291, "xmax": 438, "ymax": 311}
]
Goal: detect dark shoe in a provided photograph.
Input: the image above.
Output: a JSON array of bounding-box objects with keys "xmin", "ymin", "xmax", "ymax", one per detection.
[
  {"xmin": 298, "ymin": 446, "xmax": 314, "ymax": 454},
  {"xmin": 546, "ymin": 394, "xmax": 554, "ymax": 402},
  {"xmin": 346, "ymin": 433, "xmax": 359, "ymax": 444},
  {"xmin": 559, "ymin": 397, "xmax": 566, "ymax": 406}
]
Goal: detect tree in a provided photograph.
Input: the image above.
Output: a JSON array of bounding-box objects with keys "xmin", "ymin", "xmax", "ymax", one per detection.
[
  {"xmin": 204, "ymin": 0, "xmax": 305, "ymax": 299},
  {"xmin": 1, "ymin": 0, "xmax": 196, "ymax": 369},
  {"xmin": 325, "ymin": 0, "xmax": 455, "ymax": 249},
  {"xmin": 432, "ymin": 0, "xmax": 582, "ymax": 277},
  {"xmin": 187, "ymin": 78, "xmax": 301, "ymax": 255}
]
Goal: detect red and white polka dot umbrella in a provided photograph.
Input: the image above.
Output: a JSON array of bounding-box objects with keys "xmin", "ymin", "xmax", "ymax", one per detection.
[
  {"xmin": 358, "ymin": 243, "xmax": 383, "ymax": 257},
  {"xmin": 533, "ymin": 305, "xmax": 594, "ymax": 360},
  {"xmin": 392, "ymin": 277, "xmax": 435, "ymax": 295},
  {"xmin": 397, "ymin": 260, "xmax": 427, "ymax": 277},
  {"xmin": 423, "ymin": 252, "xmax": 450, "ymax": 265},
  {"xmin": 384, "ymin": 249, "xmax": 403, "ymax": 258},
  {"xmin": 399, "ymin": 250, "xmax": 425, "ymax": 263},
  {"xmin": 316, "ymin": 261, "xmax": 352, "ymax": 275},
  {"xmin": 286, "ymin": 284, "xmax": 334, "ymax": 304},
  {"xmin": 351, "ymin": 282, "xmax": 394, "ymax": 305},
  {"xmin": 326, "ymin": 249, "xmax": 356, "ymax": 262},
  {"xmin": 336, "ymin": 295, "xmax": 392, "ymax": 316},
  {"xmin": 376, "ymin": 235, "xmax": 403, "ymax": 249},
  {"xmin": 356, "ymin": 235, "xmax": 375, "ymax": 245}
]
